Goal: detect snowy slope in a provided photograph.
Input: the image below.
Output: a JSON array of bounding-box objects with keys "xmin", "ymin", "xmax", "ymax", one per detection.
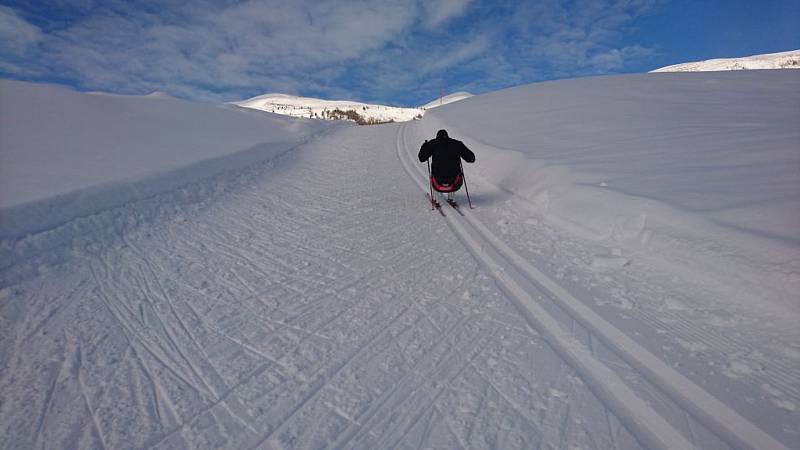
[
  {"xmin": 234, "ymin": 93, "xmax": 424, "ymax": 124},
  {"xmin": 2, "ymin": 73, "xmax": 799, "ymax": 450},
  {"xmin": 419, "ymin": 91, "xmax": 474, "ymax": 109},
  {"xmin": 0, "ymin": 80, "xmax": 338, "ymax": 240},
  {"xmin": 410, "ymin": 71, "xmax": 800, "ymax": 446},
  {"xmin": 652, "ymin": 49, "xmax": 800, "ymax": 72},
  {"xmin": 416, "ymin": 71, "xmax": 800, "ymax": 313},
  {"xmin": 234, "ymin": 91, "xmax": 473, "ymax": 124}
]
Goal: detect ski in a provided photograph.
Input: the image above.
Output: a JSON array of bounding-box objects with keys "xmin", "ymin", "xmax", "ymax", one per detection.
[
  {"xmin": 446, "ymin": 198, "xmax": 464, "ymax": 215},
  {"xmin": 428, "ymin": 194, "xmax": 445, "ymax": 216}
]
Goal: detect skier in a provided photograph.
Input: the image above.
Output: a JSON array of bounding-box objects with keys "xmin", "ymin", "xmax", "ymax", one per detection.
[{"xmin": 418, "ymin": 129, "xmax": 475, "ymax": 206}]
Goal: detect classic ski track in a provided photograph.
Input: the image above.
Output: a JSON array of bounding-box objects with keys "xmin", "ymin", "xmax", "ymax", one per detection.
[
  {"xmin": 396, "ymin": 122, "xmax": 789, "ymax": 450},
  {"xmin": 463, "ymin": 158, "xmax": 800, "ymax": 407}
]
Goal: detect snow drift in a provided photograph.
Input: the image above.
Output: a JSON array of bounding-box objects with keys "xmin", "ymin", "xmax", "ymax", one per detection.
[
  {"xmin": 411, "ymin": 70, "xmax": 800, "ymax": 312},
  {"xmin": 0, "ymin": 80, "xmax": 337, "ymax": 240}
]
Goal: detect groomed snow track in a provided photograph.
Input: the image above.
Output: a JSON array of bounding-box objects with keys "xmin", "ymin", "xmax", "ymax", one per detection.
[{"xmin": 395, "ymin": 123, "xmax": 788, "ymax": 450}]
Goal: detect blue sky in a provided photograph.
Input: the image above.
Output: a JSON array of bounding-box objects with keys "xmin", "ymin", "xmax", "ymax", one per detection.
[{"xmin": 1, "ymin": 0, "xmax": 798, "ymax": 106}]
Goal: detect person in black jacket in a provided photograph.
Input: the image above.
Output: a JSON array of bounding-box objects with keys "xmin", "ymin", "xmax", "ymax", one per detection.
[{"xmin": 418, "ymin": 129, "xmax": 475, "ymax": 193}]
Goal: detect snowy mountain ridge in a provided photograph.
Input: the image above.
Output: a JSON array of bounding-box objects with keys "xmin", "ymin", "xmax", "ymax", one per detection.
[
  {"xmin": 651, "ymin": 49, "xmax": 800, "ymax": 72},
  {"xmin": 233, "ymin": 91, "xmax": 472, "ymax": 124}
]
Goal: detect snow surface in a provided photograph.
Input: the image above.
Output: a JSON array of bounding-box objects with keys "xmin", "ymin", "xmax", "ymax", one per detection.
[
  {"xmin": 1, "ymin": 72, "xmax": 799, "ymax": 449},
  {"xmin": 652, "ymin": 49, "xmax": 800, "ymax": 72},
  {"xmin": 417, "ymin": 70, "xmax": 800, "ymax": 312},
  {"xmin": 420, "ymin": 91, "xmax": 474, "ymax": 110},
  {"xmin": 0, "ymin": 80, "xmax": 337, "ymax": 240}
]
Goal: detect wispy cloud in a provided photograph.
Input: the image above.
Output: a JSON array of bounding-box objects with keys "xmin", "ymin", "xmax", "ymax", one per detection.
[
  {"xmin": 0, "ymin": 6, "xmax": 42, "ymax": 56},
  {"xmin": 0, "ymin": 0, "xmax": 663, "ymax": 104}
]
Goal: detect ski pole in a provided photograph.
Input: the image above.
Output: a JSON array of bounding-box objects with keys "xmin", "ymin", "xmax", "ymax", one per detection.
[
  {"xmin": 427, "ymin": 159, "xmax": 434, "ymax": 209},
  {"xmin": 460, "ymin": 160, "xmax": 473, "ymax": 209}
]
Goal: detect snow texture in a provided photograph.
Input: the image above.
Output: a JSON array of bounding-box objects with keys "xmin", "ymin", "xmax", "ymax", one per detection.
[
  {"xmin": 0, "ymin": 80, "xmax": 337, "ymax": 240},
  {"xmin": 420, "ymin": 91, "xmax": 474, "ymax": 110},
  {"xmin": 652, "ymin": 49, "xmax": 800, "ymax": 72},
  {"xmin": 1, "ymin": 71, "xmax": 799, "ymax": 450}
]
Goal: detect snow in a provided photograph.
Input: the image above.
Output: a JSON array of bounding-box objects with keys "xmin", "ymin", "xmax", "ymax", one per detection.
[
  {"xmin": 2, "ymin": 71, "xmax": 799, "ymax": 449},
  {"xmin": 420, "ymin": 91, "xmax": 474, "ymax": 109},
  {"xmin": 415, "ymin": 71, "xmax": 800, "ymax": 314},
  {"xmin": 0, "ymin": 79, "xmax": 337, "ymax": 239},
  {"xmin": 233, "ymin": 93, "xmax": 424, "ymax": 124},
  {"xmin": 233, "ymin": 91, "xmax": 473, "ymax": 124},
  {"xmin": 652, "ymin": 49, "xmax": 800, "ymax": 72}
]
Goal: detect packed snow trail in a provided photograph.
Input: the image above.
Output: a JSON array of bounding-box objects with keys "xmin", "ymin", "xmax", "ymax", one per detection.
[
  {"xmin": 398, "ymin": 123, "xmax": 792, "ymax": 450},
  {"xmin": 2, "ymin": 125, "xmax": 648, "ymax": 449}
]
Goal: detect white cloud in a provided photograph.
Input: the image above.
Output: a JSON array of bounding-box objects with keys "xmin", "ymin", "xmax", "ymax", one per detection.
[
  {"xmin": 0, "ymin": 6, "xmax": 42, "ymax": 55},
  {"xmin": 0, "ymin": 0, "xmax": 663, "ymax": 104},
  {"xmin": 425, "ymin": 34, "xmax": 490, "ymax": 73},
  {"xmin": 422, "ymin": 0, "xmax": 472, "ymax": 28}
]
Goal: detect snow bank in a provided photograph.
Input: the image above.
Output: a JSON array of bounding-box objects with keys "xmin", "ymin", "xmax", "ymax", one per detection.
[
  {"xmin": 414, "ymin": 71, "xmax": 800, "ymax": 311},
  {"xmin": 0, "ymin": 79, "xmax": 337, "ymax": 240}
]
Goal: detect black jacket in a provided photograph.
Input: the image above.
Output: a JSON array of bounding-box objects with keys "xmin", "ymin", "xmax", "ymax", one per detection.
[{"xmin": 418, "ymin": 134, "xmax": 475, "ymax": 184}]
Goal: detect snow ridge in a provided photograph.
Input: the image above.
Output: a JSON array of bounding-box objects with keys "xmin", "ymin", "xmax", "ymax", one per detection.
[
  {"xmin": 234, "ymin": 93, "xmax": 424, "ymax": 124},
  {"xmin": 651, "ymin": 49, "xmax": 800, "ymax": 72},
  {"xmin": 420, "ymin": 91, "xmax": 474, "ymax": 110},
  {"xmin": 233, "ymin": 91, "xmax": 473, "ymax": 124}
]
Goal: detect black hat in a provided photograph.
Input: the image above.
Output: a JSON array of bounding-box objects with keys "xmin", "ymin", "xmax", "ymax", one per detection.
[{"xmin": 436, "ymin": 129, "xmax": 448, "ymax": 138}]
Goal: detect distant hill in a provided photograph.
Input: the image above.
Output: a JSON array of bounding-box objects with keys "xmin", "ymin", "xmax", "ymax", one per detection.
[
  {"xmin": 233, "ymin": 91, "xmax": 472, "ymax": 124},
  {"xmin": 651, "ymin": 50, "xmax": 800, "ymax": 73},
  {"xmin": 419, "ymin": 91, "xmax": 474, "ymax": 110}
]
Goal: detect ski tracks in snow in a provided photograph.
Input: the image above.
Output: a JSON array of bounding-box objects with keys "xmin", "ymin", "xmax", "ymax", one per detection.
[
  {"xmin": 2, "ymin": 122, "xmax": 793, "ymax": 449},
  {"xmin": 396, "ymin": 122, "xmax": 791, "ymax": 450},
  {"xmin": 1, "ymin": 125, "xmax": 641, "ymax": 449}
]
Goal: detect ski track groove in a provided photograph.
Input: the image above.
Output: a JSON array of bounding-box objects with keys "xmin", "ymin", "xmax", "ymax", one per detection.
[
  {"xmin": 247, "ymin": 303, "xmax": 414, "ymax": 449},
  {"xmin": 405, "ymin": 288, "xmax": 545, "ymax": 435},
  {"xmin": 328, "ymin": 311, "xmax": 478, "ymax": 449},
  {"xmin": 146, "ymin": 359, "xmax": 277, "ymax": 448},
  {"xmin": 86, "ymin": 256, "xmax": 209, "ymax": 400},
  {"xmin": 375, "ymin": 325, "xmax": 498, "ymax": 450},
  {"xmin": 32, "ymin": 349, "xmax": 66, "ymax": 450},
  {"xmin": 124, "ymin": 243, "xmax": 221, "ymax": 402},
  {"xmin": 605, "ymin": 409, "xmax": 623, "ymax": 450},
  {"xmin": 76, "ymin": 342, "xmax": 110, "ymax": 450},
  {"xmin": 396, "ymin": 122, "xmax": 788, "ymax": 450},
  {"xmin": 634, "ymin": 305, "xmax": 800, "ymax": 403}
]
